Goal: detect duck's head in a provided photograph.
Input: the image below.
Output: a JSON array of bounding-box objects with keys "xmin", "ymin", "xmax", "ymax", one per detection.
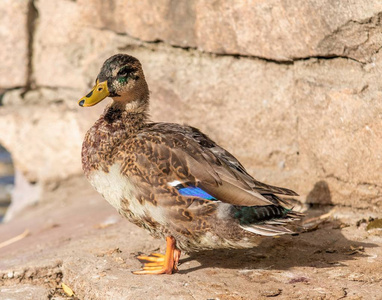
[{"xmin": 78, "ymin": 54, "xmax": 149, "ymax": 110}]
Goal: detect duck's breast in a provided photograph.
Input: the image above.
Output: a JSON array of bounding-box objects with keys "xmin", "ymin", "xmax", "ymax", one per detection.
[{"xmin": 89, "ymin": 164, "xmax": 141, "ymax": 213}]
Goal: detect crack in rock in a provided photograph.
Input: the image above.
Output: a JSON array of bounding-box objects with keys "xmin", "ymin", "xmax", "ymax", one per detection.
[
  {"xmin": 317, "ymin": 12, "xmax": 382, "ymax": 63},
  {"xmin": 0, "ymin": 261, "xmax": 63, "ymax": 288}
]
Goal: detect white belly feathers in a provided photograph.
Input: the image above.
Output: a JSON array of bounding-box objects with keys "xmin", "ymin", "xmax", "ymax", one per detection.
[
  {"xmin": 89, "ymin": 164, "xmax": 145, "ymax": 216},
  {"xmin": 89, "ymin": 163, "xmax": 167, "ymax": 225}
]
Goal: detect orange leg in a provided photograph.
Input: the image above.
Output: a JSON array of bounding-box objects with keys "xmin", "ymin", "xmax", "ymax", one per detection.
[
  {"xmin": 173, "ymin": 248, "xmax": 181, "ymax": 272},
  {"xmin": 133, "ymin": 236, "xmax": 181, "ymax": 275}
]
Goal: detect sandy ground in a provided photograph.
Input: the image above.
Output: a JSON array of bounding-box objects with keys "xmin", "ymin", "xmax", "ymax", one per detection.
[{"xmin": 0, "ymin": 192, "xmax": 381, "ymax": 300}]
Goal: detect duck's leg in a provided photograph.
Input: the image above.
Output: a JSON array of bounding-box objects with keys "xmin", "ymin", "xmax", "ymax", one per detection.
[
  {"xmin": 173, "ymin": 248, "xmax": 182, "ymax": 272},
  {"xmin": 133, "ymin": 236, "xmax": 180, "ymax": 275}
]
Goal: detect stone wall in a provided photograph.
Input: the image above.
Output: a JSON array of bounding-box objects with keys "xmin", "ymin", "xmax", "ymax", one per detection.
[{"xmin": 1, "ymin": 0, "xmax": 382, "ymax": 218}]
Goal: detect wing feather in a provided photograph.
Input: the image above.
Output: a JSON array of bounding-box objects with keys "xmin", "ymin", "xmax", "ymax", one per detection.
[{"xmin": 126, "ymin": 123, "xmax": 296, "ymax": 207}]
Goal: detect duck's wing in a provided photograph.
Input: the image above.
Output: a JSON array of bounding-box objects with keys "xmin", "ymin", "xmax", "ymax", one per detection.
[
  {"xmin": 124, "ymin": 123, "xmax": 297, "ymax": 207},
  {"xmin": 187, "ymin": 125, "xmax": 299, "ymax": 197}
]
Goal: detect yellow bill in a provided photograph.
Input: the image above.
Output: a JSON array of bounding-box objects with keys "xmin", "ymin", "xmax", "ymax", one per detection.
[{"xmin": 78, "ymin": 80, "xmax": 109, "ymax": 107}]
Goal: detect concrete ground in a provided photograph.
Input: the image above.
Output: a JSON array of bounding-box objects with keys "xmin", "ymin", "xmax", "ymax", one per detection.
[{"xmin": 0, "ymin": 191, "xmax": 381, "ymax": 300}]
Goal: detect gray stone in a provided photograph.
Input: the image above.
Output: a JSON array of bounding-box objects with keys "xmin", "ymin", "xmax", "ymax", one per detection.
[
  {"xmin": 0, "ymin": 0, "xmax": 29, "ymax": 89},
  {"xmin": 79, "ymin": 0, "xmax": 382, "ymax": 62},
  {"xmin": 0, "ymin": 87, "xmax": 102, "ymax": 218},
  {"xmin": 32, "ymin": 0, "xmax": 133, "ymax": 89},
  {"xmin": 0, "ymin": 285, "xmax": 50, "ymax": 300}
]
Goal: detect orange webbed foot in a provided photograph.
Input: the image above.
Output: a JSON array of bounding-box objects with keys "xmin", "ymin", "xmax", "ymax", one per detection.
[{"xmin": 133, "ymin": 236, "xmax": 181, "ymax": 275}]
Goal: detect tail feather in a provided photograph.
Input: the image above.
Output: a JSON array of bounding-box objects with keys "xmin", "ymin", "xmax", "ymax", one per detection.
[
  {"xmin": 234, "ymin": 204, "xmax": 303, "ymax": 237},
  {"xmin": 233, "ymin": 205, "xmax": 294, "ymax": 225},
  {"xmin": 240, "ymin": 224, "xmax": 293, "ymax": 236}
]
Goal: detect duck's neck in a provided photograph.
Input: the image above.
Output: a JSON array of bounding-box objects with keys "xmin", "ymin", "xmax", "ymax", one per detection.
[
  {"xmin": 102, "ymin": 98, "xmax": 150, "ymax": 134},
  {"xmin": 82, "ymin": 100, "xmax": 149, "ymax": 176}
]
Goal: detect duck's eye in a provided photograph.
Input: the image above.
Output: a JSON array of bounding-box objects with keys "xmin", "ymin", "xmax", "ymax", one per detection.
[
  {"xmin": 117, "ymin": 67, "xmax": 135, "ymax": 84},
  {"xmin": 117, "ymin": 67, "xmax": 134, "ymax": 77}
]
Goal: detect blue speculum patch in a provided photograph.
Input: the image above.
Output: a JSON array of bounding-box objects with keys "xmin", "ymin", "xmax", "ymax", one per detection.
[{"xmin": 176, "ymin": 185, "xmax": 216, "ymax": 200}]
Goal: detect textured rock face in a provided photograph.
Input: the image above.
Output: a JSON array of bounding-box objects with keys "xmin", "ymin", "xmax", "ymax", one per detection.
[
  {"xmin": 0, "ymin": 0, "xmax": 29, "ymax": 89},
  {"xmin": 0, "ymin": 0, "xmax": 382, "ymax": 217},
  {"xmin": 79, "ymin": 0, "xmax": 382, "ymax": 62}
]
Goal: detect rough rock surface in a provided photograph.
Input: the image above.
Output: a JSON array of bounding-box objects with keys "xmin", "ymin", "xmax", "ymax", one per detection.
[
  {"xmin": 79, "ymin": 0, "xmax": 382, "ymax": 62},
  {"xmin": 1, "ymin": 1, "xmax": 382, "ymax": 216},
  {"xmin": 1, "ymin": 192, "xmax": 381, "ymax": 299},
  {"xmin": 0, "ymin": 0, "xmax": 29, "ymax": 89}
]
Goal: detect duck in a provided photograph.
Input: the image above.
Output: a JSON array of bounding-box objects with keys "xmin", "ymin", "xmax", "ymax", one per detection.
[{"xmin": 78, "ymin": 54, "xmax": 301, "ymax": 275}]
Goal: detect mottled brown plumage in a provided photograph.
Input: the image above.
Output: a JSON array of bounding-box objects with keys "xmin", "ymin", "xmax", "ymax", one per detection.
[{"xmin": 79, "ymin": 54, "xmax": 301, "ymax": 274}]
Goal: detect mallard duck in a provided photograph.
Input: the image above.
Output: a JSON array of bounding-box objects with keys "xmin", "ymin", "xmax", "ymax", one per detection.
[{"xmin": 78, "ymin": 54, "xmax": 300, "ymax": 275}]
